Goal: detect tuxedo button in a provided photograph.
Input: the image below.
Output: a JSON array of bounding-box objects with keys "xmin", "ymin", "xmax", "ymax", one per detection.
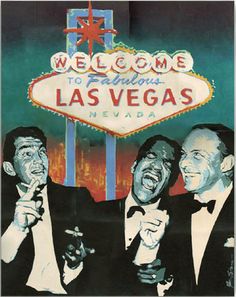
[{"xmin": 129, "ymin": 238, "xmax": 132, "ymax": 241}]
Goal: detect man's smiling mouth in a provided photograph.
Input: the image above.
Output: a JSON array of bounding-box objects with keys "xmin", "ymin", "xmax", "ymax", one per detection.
[
  {"xmin": 142, "ymin": 171, "xmax": 162, "ymax": 191},
  {"xmin": 183, "ymin": 172, "xmax": 200, "ymax": 181},
  {"xmin": 31, "ymin": 168, "xmax": 45, "ymax": 175}
]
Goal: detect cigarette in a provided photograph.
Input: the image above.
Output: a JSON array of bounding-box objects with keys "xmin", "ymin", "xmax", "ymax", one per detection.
[
  {"xmin": 21, "ymin": 183, "xmax": 31, "ymax": 188},
  {"xmin": 20, "ymin": 183, "xmax": 41, "ymax": 191},
  {"xmin": 65, "ymin": 229, "xmax": 83, "ymax": 236},
  {"xmin": 65, "ymin": 230, "xmax": 74, "ymax": 235}
]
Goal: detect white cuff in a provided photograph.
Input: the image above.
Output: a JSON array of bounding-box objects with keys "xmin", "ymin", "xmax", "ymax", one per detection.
[
  {"xmin": 63, "ymin": 261, "xmax": 83, "ymax": 285},
  {"xmin": 156, "ymin": 277, "xmax": 174, "ymax": 296},
  {"xmin": 1, "ymin": 222, "xmax": 28, "ymax": 263},
  {"xmin": 134, "ymin": 241, "xmax": 160, "ymax": 266}
]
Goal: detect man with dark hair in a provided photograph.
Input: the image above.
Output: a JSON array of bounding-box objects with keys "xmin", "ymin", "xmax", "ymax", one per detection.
[
  {"xmin": 86, "ymin": 134, "xmax": 181, "ymax": 295},
  {"xmin": 1, "ymin": 126, "xmax": 95, "ymax": 296},
  {"xmin": 151, "ymin": 123, "xmax": 234, "ymax": 296},
  {"xmin": 3, "ymin": 126, "xmax": 47, "ymax": 164}
]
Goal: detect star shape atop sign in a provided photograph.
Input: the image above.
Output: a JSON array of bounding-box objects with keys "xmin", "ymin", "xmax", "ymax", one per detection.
[{"xmin": 64, "ymin": 1, "xmax": 118, "ymax": 56}]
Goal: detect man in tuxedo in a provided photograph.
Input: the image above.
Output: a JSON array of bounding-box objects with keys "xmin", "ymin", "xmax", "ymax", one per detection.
[
  {"xmin": 155, "ymin": 124, "xmax": 234, "ymax": 296},
  {"xmin": 85, "ymin": 135, "xmax": 181, "ymax": 295},
  {"xmin": 1, "ymin": 126, "xmax": 95, "ymax": 295}
]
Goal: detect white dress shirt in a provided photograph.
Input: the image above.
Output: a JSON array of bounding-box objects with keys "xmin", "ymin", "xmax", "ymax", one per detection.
[
  {"xmin": 125, "ymin": 191, "xmax": 161, "ymax": 265},
  {"xmin": 191, "ymin": 182, "xmax": 233, "ymax": 284},
  {"xmin": 25, "ymin": 186, "xmax": 67, "ymax": 294},
  {"xmin": 1, "ymin": 185, "xmax": 83, "ymax": 294}
]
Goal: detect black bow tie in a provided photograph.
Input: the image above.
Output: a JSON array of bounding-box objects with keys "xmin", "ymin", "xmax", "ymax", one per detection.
[
  {"xmin": 192, "ymin": 200, "xmax": 216, "ymax": 214},
  {"xmin": 127, "ymin": 206, "xmax": 146, "ymax": 218}
]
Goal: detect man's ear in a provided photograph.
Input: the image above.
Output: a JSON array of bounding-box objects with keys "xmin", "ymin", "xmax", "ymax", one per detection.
[
  {"xmin": 220, "ymin": 154, "xmax": 235, "ymax": 173},
  {"xmin": 3, "ymin": 161, "xmax": 16, "ymax": 177},
  {"xmin": 131, "ymin": 161, "xmax": 137, "ymax": 174}
]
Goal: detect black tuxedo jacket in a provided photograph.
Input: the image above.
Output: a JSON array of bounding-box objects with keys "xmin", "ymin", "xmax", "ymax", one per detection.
[
  {"xmin": 79, "ymin": 195, "xmax": 171, "ymax": 296},
  {"xmin": 1, "ymin": 176, "xmax": 95, "ymax": 296},
  {"xmin": 159, "ymin": 189, "xmax": 234, "ymax": 296}
]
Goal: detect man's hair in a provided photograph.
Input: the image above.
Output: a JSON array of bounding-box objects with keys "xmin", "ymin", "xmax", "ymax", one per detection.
[
  {"xmin": 192, "ymin": 123, "xmax": 234, "ymax": 157},
  {"xmin": 134, "ymin": 135, "xmax": 181, "ymax": 187},
  {"xmin": 3, "ymin": 126, "xmax": 47, "ymax": 163}
]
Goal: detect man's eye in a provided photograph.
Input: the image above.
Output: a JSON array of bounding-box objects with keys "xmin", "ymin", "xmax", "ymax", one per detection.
[
  {"xmin": 193, "ymin": 152, "xmax": 204, "ymax": 160},
  {"xmin": 39, "ymin": 148, "xmax": 47, "ymax": 156},
  {"xmin": 163, "ymin": 160, "xmax": 172, "ymax": 169},
  {"xmin": 22, "ymin": 151, "xmax": 33, "ymax": 158},
  {"xmin": 146, "ymin": 152, "xmax": 156, "ymax": 159}
]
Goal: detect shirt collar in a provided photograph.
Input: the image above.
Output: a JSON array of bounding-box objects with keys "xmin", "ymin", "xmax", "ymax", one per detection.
[
  {"xmin": 125, "ymin": 190, "xmax": 161, "ymax": 215},
  {"xmin": 194, "ymin": 182, "xmax": 233, "ymax": 211}
]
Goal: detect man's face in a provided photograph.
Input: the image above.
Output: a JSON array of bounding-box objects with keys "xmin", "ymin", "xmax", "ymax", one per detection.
[
  {"xmin": 179, "ymin": 129, "xmax": 223, "ymax": 194},
  {"xmin": 132, "ymin": 141, "xmax": 175, "ymax": 205},
  {"xmin": 13, "ymin": 136, "xmax": 49, "ymax": 185}
]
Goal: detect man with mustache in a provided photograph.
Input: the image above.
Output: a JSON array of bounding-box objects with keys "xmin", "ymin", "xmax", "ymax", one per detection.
[
  {"xmin": 152, "ymin": 124, "xmax": 234, "ymax": 296},
  {"xmin": 1, "ymin": 126, "xmax": 95, "ymax": 295},
  {"xmin": 85, "ymin": 135, "xmax": 181, "ymax": 295}
]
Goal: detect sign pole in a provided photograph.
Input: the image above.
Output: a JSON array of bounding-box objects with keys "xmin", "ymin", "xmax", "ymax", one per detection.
[
  {"xmin": 103, "ymin": 10, "xmax": 116, "ymax": 201},
  {"xmin": 65, "ymin": 8, "xmax": 78, "ymax": 186},
  {"xmin": 64, "ymin": 7, "xmax": 117, "ymax": 201}
]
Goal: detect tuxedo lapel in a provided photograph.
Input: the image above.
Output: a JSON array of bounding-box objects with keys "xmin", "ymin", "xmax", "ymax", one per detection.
[
  {"xmin": 119, "ymin": 198, "xmax": 126, "ymax": 242},
  {"xmin": 46, "ymin": 182, "xmax": 76, "ymax": 275},
  {"xmin": 168, "ymin": 194, "xmax": 196, "ymax": 294},
  {"xmin": 109, "ymin": 198, "xmax": 126, "ymax": 254},
  {"xmin": 200, "ymin": 189, "xmax": 233, "ymax": 264},
  {"xmin": 197, "ymin": 189, "xmax": 234, "ymax": 293},
  {"xmin": 183, "ymin": 198, "xmax": 196, "ymax": 290}
]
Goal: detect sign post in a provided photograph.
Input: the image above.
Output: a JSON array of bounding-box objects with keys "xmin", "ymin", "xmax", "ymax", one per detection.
[{"xmin": 64, "ymin": 5, "xmax": 117, "ymax": 200}]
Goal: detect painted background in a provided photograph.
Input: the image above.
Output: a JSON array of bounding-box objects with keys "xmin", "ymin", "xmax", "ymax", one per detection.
[{"xmin": 2, "ymin": 1, "xmax": 234, "ymax": 200}]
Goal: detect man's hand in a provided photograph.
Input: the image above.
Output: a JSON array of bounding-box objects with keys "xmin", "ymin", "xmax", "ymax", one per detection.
[
  {"xmin": 63, "ymin": 227, "xmax": 95, "ymax": 269},
  {"xmin": 140, "ymin": 209, "xmax": 169, "ymax": 248},
  {"xmin": 137, "ymin": 258, "xmax": 166, "ymax": 284},
  {"xmin": 13, "ymin": 179, "xmax": 42, "ymax": 232}
]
